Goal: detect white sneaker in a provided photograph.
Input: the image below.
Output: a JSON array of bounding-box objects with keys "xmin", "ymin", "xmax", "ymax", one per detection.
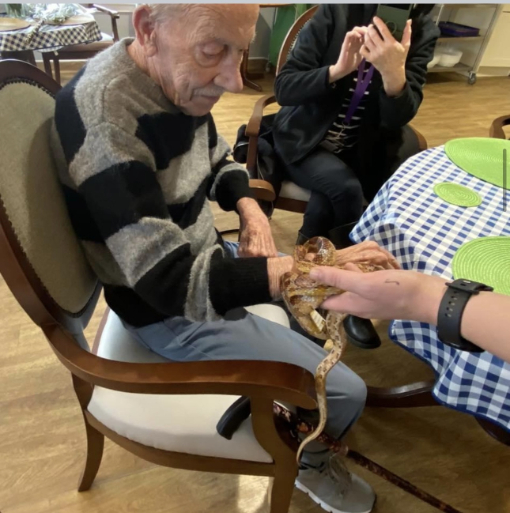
[{"xmin": 295, "ymin": 455, "xmax": 375, "ymax": 513}]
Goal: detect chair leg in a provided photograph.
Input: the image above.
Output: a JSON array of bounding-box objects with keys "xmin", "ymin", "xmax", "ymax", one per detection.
[
  {"xmin": 477, "ymin": 418, "xmax": 510, "ymax": 446},
  {"xmin": 366, "ymin": 380, "xmax": 438, "ymax": 408},
  {"xmin": 53, "ymin": 54, "xmax": 61, "ymax": 85},
  {"xmin": 42, "ymin": 54, "xmax": 53, "ymax": 79},
  {"xmin": 77, "ymin": 415, "xmax": 105, "ymax": 492},
  {"xmin": 269, "ymin": 467, "xmax": 297, "ymax": 513}
]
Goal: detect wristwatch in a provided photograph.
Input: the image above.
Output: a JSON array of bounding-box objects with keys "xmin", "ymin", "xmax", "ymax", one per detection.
[{"xmin": 436, "ymin": 279, "xmax": 493, "ymax": 352}]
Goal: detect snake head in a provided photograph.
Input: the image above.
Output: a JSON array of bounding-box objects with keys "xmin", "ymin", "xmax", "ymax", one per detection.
[{"xmin": 295, "ymin": 236, "xmax": 337, "ymax": 268}]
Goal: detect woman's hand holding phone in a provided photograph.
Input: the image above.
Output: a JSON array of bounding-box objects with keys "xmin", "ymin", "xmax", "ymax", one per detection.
[{"xmin": 361, "ymin": 16, "xmax": 412, "ymax": 96}]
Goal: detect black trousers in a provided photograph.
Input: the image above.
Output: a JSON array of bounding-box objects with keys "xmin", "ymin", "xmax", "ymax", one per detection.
[{"xmin": 282, "ymin": 126, "xmax": 421, "ymax": 238}]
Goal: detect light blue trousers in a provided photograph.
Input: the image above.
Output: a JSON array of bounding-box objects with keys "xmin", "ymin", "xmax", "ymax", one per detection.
[{"xmin": 125, "ymin": 242, "xmax": 366, "ymax": 461}]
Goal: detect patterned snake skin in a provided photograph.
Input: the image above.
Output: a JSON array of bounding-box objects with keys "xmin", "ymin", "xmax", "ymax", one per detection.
[{"xmin": 281, "ymin": 237, "xmax": 383, "ymax": 463}]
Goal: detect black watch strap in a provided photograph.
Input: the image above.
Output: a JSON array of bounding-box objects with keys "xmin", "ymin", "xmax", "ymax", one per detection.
[{"xmin": 437, "ymin": 279, "xmax": 493, "ymax": 353}]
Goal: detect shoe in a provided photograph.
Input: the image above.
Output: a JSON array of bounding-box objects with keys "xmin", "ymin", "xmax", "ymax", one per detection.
[
  {"xmin": 343, "ymin": 315, "xmax": 381, "ymax": 350},
  {"xmin": 296, "ymin": 455, "xmax": 376, "ymax": 513},
  {"xmin": 296, "ymin": 231, "xmax": 309, "ymax": 245},
  {"xmin": 328, "ymin": 222, "xmax": 358, "ymax": 249}
]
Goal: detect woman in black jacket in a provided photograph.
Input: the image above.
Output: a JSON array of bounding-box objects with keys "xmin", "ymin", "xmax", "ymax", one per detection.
[{"xmin": 273, "ymin": 4, "xmax": 439, "ymax": 246}]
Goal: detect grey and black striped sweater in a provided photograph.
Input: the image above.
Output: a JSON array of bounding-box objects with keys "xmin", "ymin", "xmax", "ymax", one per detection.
[{"xmin": 51, "ymin": 39, "xmax": 271, "ymax": 327}]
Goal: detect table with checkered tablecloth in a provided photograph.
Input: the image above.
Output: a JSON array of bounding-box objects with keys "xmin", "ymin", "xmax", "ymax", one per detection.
[
  {"xmin": 0, "ymin": 20, "xmax": 101, "ymax": 53},
  {"xmin": 351, "ymin": 145, "xmax": 510, "ymax": 431}
]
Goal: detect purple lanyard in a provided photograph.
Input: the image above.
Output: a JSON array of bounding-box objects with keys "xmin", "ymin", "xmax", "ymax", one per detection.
[{"xmin": 343, "ymin": 59, "xmax": 374, "ymax": 125}]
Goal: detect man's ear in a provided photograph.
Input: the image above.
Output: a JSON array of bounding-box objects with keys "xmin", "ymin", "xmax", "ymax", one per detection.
[{"xmin": 132, "ymin": 5, "xmax": 157, "ymax": 57}]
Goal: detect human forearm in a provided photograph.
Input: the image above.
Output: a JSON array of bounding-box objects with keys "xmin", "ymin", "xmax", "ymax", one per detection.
[
  {"xmin": 275, "ymin": 67, "xmax": 332, "ymax": 106},
  {"xmin": 381, "ymin": 66, "xmax": 406, "ymax": 97},
  {"xmin": 458, "ymin": 292, "xmax": 510, "ymax": 361},
  {"xmin": 237, "ymin": 197, "xmax": 265, "ymax": 224},
  {"xmin": 314, "ymin": 268, "xmax": 510, "ymax": 362},
  {"xmin": 417, "ymin": 277, "xmax": 510, "ymax": 358},
  {"xmin": 209, "ymin": 132, "xmax": 253, "ymax": 211}
]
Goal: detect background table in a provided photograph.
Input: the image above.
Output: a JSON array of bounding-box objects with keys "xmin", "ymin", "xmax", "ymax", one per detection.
[
  {"xmin": 352, "ymin": 145, "xmax": 510, "ymax": 432},
  {"xmin": 0, "ymin": 18, "xmax": 101, "ymax": 65}
]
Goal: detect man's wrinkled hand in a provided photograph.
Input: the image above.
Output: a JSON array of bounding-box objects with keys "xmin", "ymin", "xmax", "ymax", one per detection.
[
  {"xmin": 236, "ymin": 198, "xmax": 278, "ymax": 258},
  {"xmin": 238, "ymin": 218, "xmax": 278, "ymax": 257},
  {"xmin": 335, "ymin": 240, "xmax": 400, "ymax": 270}
]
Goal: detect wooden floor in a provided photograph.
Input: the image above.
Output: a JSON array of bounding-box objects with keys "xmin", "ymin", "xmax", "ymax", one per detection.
[{"xmin": 1, "ymin": 63, "xmax": 509, "ymax": 513}]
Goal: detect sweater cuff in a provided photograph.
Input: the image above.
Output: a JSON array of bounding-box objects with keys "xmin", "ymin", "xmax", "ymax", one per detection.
[
  {"xmin": 379, "ymin": 81, "xmax": 415, "ymax": 129},
  {"xmin": 215, "ymin": 170, "xmax": 253, "ymax": 212},
  {"xmin": 322, "ymin": 65, "xmax": 337, "ymax": 90},
  {"xmin": 209, "ymin": 254, "xmax": 271, "ymax": 315}
]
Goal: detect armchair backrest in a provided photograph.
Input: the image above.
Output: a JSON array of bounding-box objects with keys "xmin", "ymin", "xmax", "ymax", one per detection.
[
  {"xmin": 276, "ymin": 5, "xmax": 318, "ymax": 75},
  {"xmin": 0, "ymin": 60, "xmax": 100, "ymax": 339},
  {"xmin": 85, "ymin": 3, "xmax": 120, "ymax": 42}
]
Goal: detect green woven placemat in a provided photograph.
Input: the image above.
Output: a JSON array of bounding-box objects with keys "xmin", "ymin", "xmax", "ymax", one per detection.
[
  {"xmin": 452, "ymin": 237, "xmax": 510, "ymax": 296},
  {"xmin": 445, "ymin": 138, "xmax": 510, "ymax": 190},
  {"xmin": 433, "ymin": 182, "xmax": 482, "ymax": 207}
]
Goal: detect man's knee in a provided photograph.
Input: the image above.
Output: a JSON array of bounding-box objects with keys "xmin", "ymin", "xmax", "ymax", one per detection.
[
  {"xmin": 327, "ymin": 366, "xmax": 367, "ymax": 413},
  {"xmin": 327, "ymin": 177, "xmax": 363, "ymax": 208},
  {"xmin": 342, "ymin": 371, "xmax": 367, "ymax": 410}
]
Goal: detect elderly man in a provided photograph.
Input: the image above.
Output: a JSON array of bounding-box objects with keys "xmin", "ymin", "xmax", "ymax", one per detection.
[{"xmin": 51, "ymin": 5, "xmax": 396, "ymax": 513}]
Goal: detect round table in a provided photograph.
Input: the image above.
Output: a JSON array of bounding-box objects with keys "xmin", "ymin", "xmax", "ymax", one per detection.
[{"xmin": 352, "ymin": 145, "xmax": 510, "ymax": 435}]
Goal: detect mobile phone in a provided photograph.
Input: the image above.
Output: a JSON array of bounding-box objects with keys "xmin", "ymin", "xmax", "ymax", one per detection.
[{"xmin": 375, "ymin": 4, "xmax": 413, "ymax": 42}]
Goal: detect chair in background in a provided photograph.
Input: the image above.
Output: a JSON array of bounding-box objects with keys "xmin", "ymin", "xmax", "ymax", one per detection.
[
  {"xmin": 0, "ymin": 59, "xmax": 317, "ymax": 512},
  {"xmin": 245, "ymin": 5, "xmax": 428, "ymax": 214},
  {"xmin": 42, "ymin": 4, "xmax": 120, "ymax": 85},
  {"xmin": 490, "ymin": 114, "xmax": 510, "ymax": 139}
]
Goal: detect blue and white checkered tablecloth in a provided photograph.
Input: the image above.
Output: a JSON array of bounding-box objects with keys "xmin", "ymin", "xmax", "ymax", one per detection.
[
  {"xmin": 0, "ymin": 21, "xmax": 101, "ymax": 53},
  {"xmin": 352, "ymin": 145, "xmax": 510, "ymax": 431}
]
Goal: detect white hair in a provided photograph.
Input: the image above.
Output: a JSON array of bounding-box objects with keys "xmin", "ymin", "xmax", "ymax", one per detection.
[{"xmin": 147, "ymin": 4, "xmax": 188, "ymax": 25}]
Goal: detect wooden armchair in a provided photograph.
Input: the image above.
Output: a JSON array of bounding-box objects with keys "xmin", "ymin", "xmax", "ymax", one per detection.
[
  {"xmin": 42, "ymin": 4, "xmax": 120, "ymax": 85},
  {"xmin": 490, "ymin": 114, "xmax": 510, "ymax": 139},
  {"xmin": 0, "ymin": 59, "xmax": 317, "ymax": 512},
  {"xmin": 246, "ymin": 5, "xmax": 428, "ymax": 214}
]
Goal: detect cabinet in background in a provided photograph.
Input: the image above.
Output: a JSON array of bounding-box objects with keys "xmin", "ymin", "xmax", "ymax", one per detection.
[{"xmin": 480, "ymin": 11, "xmax": 510, "ymax": 69}]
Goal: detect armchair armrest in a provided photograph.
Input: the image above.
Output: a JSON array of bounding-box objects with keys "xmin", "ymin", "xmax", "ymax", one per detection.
[
  {"xmin": 246, "ymin": 94, "xmax": 277, "ymax": 175},
  {"xmin": 490, "ymin": 115, "xmax": 510, "ymax": 140},
  {"xmin": 89, "ymin": 4, "xmax": 120, "ymax": 41},
  {"xmin": 249, "ymin": 179, "xmax": 276, "ymax": 202},
  {"xmin": 47, "ymin": 324, "xmax": 317, "ymax": 410},
  {"xmin": 246, "ymin": 93, "xmax": 277, "ymax": 137}
]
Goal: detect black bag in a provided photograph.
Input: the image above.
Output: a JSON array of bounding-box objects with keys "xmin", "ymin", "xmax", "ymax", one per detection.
[{"xmin": 233, "ymin": 114, "xmax": 283, "ymax": 217}]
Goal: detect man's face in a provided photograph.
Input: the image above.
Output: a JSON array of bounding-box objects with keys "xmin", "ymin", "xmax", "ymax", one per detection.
[{"xmin": 148, "ymin": 5, "xmax": 258, "ymax": 116}]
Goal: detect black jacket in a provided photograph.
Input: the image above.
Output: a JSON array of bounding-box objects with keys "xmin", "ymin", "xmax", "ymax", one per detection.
[{"xmin": 273, "ymin": 4, "xmax": 439, "ymax": 165}]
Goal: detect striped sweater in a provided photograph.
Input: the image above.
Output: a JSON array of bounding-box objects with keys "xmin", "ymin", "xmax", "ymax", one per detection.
[{"xmin": 51, "ymin": 38, "xmax": 271, "ymax": 327}]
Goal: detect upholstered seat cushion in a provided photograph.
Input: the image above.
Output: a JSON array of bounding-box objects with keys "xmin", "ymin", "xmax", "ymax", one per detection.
[
  {"xmin": 87, "ymin": 304, "xmax": 291, "ymax": 463},
  {"xmin": 58, "ymin": 32, "xmax": 114, "ymax": 53},
  {"xmin": 279, "ymin": 180, "xmax": 311, "ymax": 202}
]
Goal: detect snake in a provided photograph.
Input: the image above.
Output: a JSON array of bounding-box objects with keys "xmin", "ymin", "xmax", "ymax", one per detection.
[{"xmin": 280, "ymin": 237, "xmax": 383, "ymax": 463}]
